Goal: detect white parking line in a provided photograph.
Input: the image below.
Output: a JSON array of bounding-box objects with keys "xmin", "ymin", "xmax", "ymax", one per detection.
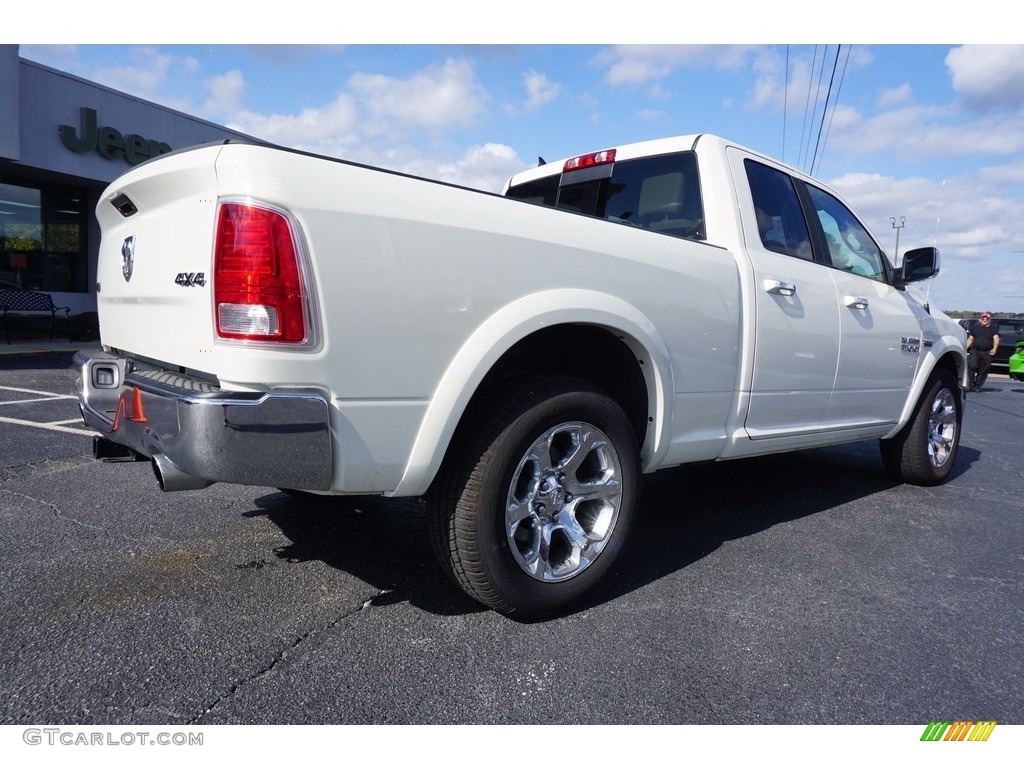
[
  {"xmin": 0, "ymin": 396, "xmax": 69, "ymax": 406},
  {"xmin": 0, "ymin": 385, "xmax": 78, "ymax": 399},
  {"xmin": 0, "ymin": 415, "xmax": 97, "ymax": 436},
  {"xmin": 0, "ymin": 385, "xmax": 96, "ymax": 435}
]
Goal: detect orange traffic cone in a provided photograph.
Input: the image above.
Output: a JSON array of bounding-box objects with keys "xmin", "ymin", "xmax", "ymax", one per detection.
[{"xmin": 128, "ymin": 386, "xmax": 146, "ymax": 423}]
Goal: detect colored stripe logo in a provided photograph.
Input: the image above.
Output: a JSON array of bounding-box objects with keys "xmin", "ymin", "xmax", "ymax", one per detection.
[{"xmin": 920, "ymin": 721, "xmax": 997, "ymax": 741}]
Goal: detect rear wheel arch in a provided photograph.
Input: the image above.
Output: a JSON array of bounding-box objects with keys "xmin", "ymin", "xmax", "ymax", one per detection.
[
  {"xmin": 392, "ymin": 301, "xmax": 674, "ymax": 497},
  {"xmin": 465, "ymin": 325, "xmax": 652, "ymax": 446}
]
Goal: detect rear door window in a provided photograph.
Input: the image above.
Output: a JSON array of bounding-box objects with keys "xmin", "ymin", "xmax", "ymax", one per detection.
[{"xmin": 744, "ymin": 160, "xmax": 813, "ymax": 260}]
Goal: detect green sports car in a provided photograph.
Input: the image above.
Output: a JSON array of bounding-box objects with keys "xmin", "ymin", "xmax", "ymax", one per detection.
[{"xmin": 1010, "ymin": 340, "xmax": 1024, "ymax": 382}]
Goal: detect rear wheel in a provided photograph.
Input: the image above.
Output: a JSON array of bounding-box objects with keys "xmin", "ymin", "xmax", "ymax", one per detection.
[
  {"xmin": 880, "ymin": 369, "xmax": 961, "ymax": 485},
  {"xmin": 428, "ymin": 377, "xmax": 639, "ymax": 619}
]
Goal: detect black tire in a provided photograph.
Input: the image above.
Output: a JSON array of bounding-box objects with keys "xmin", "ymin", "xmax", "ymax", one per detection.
[
  {"xmin": 880, "ymin": 368, "xmax": 962, "ymax": 486},
  {"xmin": 427, "ymin": 376, "xmax": 639, "ymax": 619}
]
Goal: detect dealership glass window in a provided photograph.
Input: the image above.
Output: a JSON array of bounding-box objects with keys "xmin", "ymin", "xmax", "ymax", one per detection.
[{"xmin": 0, "ymin": 179, "xmax": 87, "ymax": 292}]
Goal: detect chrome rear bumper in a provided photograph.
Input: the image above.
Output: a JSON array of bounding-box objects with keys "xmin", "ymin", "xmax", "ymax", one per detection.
[{"xmin": 74, "ymin": 350, "xmax": 332, "ymax": 491}]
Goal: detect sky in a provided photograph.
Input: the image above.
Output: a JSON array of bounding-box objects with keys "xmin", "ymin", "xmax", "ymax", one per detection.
[{"xmin": 10, "ymin": 3, "xmax": 1024, "ymax": 314}]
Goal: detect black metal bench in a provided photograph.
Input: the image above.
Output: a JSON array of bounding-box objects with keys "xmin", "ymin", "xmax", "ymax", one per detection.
[{"xmin": 0, "ymin": 290, "xmax": 72, "ymax": 344}]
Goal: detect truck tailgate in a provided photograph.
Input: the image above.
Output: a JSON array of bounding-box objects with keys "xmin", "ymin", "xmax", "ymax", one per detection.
[{"xmin": 95, "ymin": 144, "xmax": 223, "ymax": 372}]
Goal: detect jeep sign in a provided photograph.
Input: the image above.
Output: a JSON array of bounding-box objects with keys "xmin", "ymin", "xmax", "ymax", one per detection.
[{"xmin": 60, "ymin": 107, "xmax": 172, "ymax": 166}]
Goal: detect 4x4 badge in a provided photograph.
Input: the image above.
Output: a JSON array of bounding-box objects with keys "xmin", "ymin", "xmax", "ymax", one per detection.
[
  {"xmin": 175, "ymin": 272, "xmax": 207, "ymax": 287},
  {"xmin": 121, "ymin": 236, "xmax": 135, "ymax": 282}
]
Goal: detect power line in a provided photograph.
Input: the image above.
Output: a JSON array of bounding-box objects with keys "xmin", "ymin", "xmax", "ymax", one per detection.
[
  {"xmin": 811, "ymin": 45, "xmax": 851, "ymax": 176},
  {"xmin": 783, "ymin": 45, "xmax": 790, "ymax": 162},
  {"xmin": 809, "ymin": 45, "xmax": 841, "ymax": 176},
  {"xmin": 798, "ymin": 45, "xmax": 821, "ymax": 172}
]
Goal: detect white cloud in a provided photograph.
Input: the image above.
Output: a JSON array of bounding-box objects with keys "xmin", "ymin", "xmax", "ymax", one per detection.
[
  {"xmin": 88, "ymin": 46, "xmax": 177, "ymax": 101},
  {"xmin": 432, "ymin": 143, "xmax": 529, "ymax": 191},
  {"xmin": 202, "ymin": 69, "xmax": 246, "ymax": 118},
  {"xmin": 846, "ymin": 46, "xmax": 874, "ymax": 69},
  {"xmin": 745, "ymin": 46, "xmax": 863, "ymax": 115},
  {"xmin": 347, "ymin": 58, "xmax": 487, "ymax": 137},
  {"xmin": 636, "ymin": 108, "xmax": 669, "ymax": 121},
  {"xmin": 977, "ymin": 156, "xmax": 1024, "ymax": 186},
  {"xmin": 522, "ymin": 69, "xmax": 560, "ymax": 111},
  {"xmin": 239, "ymin": 44, "xmax": 346, "ymax": 64},
  {"xmin": 746, "ymin": 47, "xmax": 789, "ymax": 110},
  {"xmin": 217, "ymin": 57, "xmax": 498, "ymax": 182},
  {"xmin": 946, "ymin": 44, "xmax": 1024, "ymax": 110},
  {"xmin": 877, "ymin": 83, "xmax": 912, "ymax": 109},
  {"xmin": 228, "ymin": 93, "xmax": 359, "ymax": 150},
  {"xmin": 211, "ymin": 62, "xmax": 523, "ymax": 191},
  {"xmin": 940, "ymin": 224, "xmax": 1012, "ymax": 251},
  {"xmin": 594, "ymin": 44, "xmax": 756, "ymax": 87},
  {"xmin": 819, "ymin": 100, "xmax": 1024, "ymax": 162},
  {"xmin": 347, "ymin": 141, "xmax": 526, "ymax": 192}
]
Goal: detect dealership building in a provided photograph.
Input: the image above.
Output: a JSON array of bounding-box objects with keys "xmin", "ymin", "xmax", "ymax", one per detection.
[{"xmin": 0, "ymin": 44, "xmax": 254, "ymax": 316}]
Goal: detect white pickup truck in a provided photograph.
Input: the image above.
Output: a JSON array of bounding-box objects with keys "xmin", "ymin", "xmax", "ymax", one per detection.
[{"xmin": 75, "ymin": 133, "xmax": 967, "ymax": 618}]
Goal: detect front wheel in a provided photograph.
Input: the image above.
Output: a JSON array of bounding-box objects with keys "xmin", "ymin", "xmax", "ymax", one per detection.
[
  {"xmin": 428, "ymin": 377, "xmax": 639, "ymax": 619},
  {"xmin": 880, "ymin": 368, "xmax": 962, "ymax": 485}
]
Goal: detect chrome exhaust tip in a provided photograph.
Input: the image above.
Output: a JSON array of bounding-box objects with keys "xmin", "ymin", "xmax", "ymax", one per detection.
[{"xmin": 152, "ymin": 453, "xmax": 214, "ymax": 492}]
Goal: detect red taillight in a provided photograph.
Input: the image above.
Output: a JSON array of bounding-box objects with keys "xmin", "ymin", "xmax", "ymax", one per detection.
[
  {"xmin": 563, "ymin": 149, "xmax": 616, "ymax": 173},
  {"xmin": 214, "ymin": 202, "xmax": 308, "ymax": 343}
]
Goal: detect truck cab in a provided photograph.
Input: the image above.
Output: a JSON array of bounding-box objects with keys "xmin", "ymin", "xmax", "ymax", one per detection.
[{"xmin": 505, "ymin": 135, "xmax": 961, "ymax": 449}]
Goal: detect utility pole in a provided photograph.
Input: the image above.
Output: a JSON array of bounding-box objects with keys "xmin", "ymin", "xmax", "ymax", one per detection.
[{"xmin": 889, "ymin": 216, "xmax": 905, "ymax": 261}]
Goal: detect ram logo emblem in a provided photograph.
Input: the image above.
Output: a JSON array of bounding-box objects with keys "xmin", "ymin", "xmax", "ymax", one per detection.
[{"xmin": 121, "ymin": 236, "xmax": 135, "ymax": 282}]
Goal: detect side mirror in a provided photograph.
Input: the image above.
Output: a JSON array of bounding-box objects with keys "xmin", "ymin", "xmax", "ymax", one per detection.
[{"xmin": 894, "ymin": 246, "xmax": 940, "ymax": 288}]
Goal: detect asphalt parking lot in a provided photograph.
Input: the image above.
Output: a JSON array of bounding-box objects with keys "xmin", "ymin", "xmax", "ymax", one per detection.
[{"xmin": 1, "ymin": 352, "xmax": 1022, "ymax": 728}]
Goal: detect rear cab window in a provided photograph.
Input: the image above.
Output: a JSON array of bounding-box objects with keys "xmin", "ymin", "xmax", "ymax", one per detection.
[{"xmin": 505, "ymin": 151, "xmax": 706, "ymax": 242}]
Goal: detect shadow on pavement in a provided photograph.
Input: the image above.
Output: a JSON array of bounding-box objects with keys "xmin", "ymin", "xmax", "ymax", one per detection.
[{"xmin": 247, "ymin": 437, "xmax": 977, "ymax": 621}]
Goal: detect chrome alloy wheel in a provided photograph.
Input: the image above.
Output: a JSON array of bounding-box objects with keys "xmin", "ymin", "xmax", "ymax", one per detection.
[
  {"xmin": 505, "ymin": 420, "xmax": 623, "ymax": 582},
  {"xmin": 927, "ymin": 385, "xmax": 958, "ymax": 468}
]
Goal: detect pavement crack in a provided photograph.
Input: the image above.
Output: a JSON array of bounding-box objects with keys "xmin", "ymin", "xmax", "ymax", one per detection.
[
  {"xmin": 188, "ymin": 591, "xmax": 384, "ymax": 724},
  {"xmin": 1, "ymin": 455, "xmax": 97, "ymax": 482},
  {"xmin": 1, "ymin": 488, "xmax": 110, "ymax": 535},
  {"xmin": 0, "ymin": 488, "xmax": 179, "ymax": 546}
]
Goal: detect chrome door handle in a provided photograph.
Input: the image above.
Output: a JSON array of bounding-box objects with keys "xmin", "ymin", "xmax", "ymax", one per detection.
[
  {"xmin": 763, "ymin": 279, "xmax": 797, "ymax": 296},
  {"xmin": 844, "ymin": 295, "xmax": 869, "ymax": 310}
]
